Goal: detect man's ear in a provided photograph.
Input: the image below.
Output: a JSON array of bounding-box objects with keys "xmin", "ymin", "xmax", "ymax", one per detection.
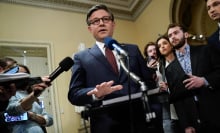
[
  {"xmin": 184, "ymin": 32, "xmax": 189, "ymax": 39},
  {"xmin": 88, "ymin": 26, "xmax": 92, "ymax": 33}
]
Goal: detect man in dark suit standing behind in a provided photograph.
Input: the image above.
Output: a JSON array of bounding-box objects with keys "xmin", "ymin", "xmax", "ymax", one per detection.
[
  {"xmin": 166, "ymin": 23, "xmax": 220, "ymax": 133},
  {"xmin": 205, "ymin": 0, "xmax": 220, "ymax": 50},
  {"xmin": 68, "ymin": 4, "xmax": 162, "ymax": 133}
]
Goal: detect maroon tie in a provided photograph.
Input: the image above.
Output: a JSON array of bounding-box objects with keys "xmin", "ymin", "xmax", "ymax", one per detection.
[{"xmin": 105, "ymin": 47, "xmax": 119, "ymax": 75}]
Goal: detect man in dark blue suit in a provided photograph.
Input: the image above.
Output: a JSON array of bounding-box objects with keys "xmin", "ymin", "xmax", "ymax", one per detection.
[
  {"xmin": 206, "ymin": 0, "xmax": 220, "ymax": 50},
  {"xmin": 68, "ymin": 4, "xmax": 161, "ymax": 133}
]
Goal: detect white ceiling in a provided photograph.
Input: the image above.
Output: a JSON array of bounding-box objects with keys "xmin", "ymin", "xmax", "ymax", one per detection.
[{"xmin": 1, "ymin": 0, "xmax": 152, "ymax": 21}]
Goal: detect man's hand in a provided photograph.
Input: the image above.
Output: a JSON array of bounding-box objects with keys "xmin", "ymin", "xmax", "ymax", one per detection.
[
  {"xmin": 32, "ymin": 82, "xmax": 50, "ymax": 97},
  {"xmin": 87, "ymin": 80, "xmax": 123, "ymax": 99},
  {"xmin": 21, "ymin": 82, "xmax": 50, "ymax": 111},
  {"xmin": 183, "ymin": 75, "xmax": 205, "ymax": 90}
]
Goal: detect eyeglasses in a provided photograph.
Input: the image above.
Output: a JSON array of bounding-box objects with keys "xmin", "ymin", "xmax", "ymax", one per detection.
[{"xmin": 89, "ymin": 16, "xmax": 112, "ymax": 25}]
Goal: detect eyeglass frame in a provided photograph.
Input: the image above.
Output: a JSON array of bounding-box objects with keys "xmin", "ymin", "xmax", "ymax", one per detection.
[{"xmin": 88, "ymin": 16, "xmax": 113, "ymax": 26}]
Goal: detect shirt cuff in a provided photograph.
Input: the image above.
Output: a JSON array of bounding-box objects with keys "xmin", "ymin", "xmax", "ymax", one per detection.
[
  {"xmin": 92, "ymin": 94, "xmax": 104, "ymax": 101},
  {"xmin": 203, "ymin": 77, "xmax": 209, "ymax": 86},
  {"xmin": 203, "ymin": 77, "xmax": 213, "ymax": 90}
]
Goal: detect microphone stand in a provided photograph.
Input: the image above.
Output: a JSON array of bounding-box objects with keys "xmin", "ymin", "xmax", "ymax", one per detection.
[
  {"xmin": 116, "ymin": 54, "xmax": 156, "ymax": 122},
  {"xmin": 118, "ymin": 53, "xmax": 134, "ymax": 133}
]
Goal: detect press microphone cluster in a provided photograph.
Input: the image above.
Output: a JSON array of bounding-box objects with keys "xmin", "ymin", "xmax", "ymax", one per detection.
[
  {"xmin": 104, "ymin": 37, "xmax": 128, "ymax": 57},
  {"xmin": 49, "ymin": 56, "xmax": 74, "ymax": 82},
  {"xmin": 32, "ymin": 56, "xmax": 74, "ymax": 96},
  {"xmin": 30, "ymin": 56, "xmax": 74, "ymax": 84}
]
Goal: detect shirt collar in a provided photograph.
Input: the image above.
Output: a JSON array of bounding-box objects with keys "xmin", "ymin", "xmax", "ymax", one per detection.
[
  {"xmin": 96, "ymin": 41, "xmax": 106, "ymax": 55},
  {"xmin": 176, "ymin": 44, "xmax": 190, "ymax": 58},
  {"xmin": 96, "ymin": 41, "xmax": 105, "ymax": 49}
]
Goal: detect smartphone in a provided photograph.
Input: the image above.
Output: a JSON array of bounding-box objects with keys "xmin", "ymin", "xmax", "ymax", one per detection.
[{"xmin": 4, "ymin": 112, "xmax": 28, "ymax": 122}]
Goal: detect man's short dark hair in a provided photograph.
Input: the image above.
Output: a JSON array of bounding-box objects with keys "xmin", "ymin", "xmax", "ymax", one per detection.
[
  {"xmin": 167, "ymin": 23, "xmax": 188, "ymax": 33},
  {"xmin": 86, "ymin": 4, "xmax": 114, "ymax": 26}
]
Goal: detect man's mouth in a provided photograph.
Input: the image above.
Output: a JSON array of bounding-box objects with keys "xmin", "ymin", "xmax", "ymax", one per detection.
[
  {"xmin": 99, "ymin": 29, "xmax": 107, "ymax": 32},
  {"xmin": 211, "ymin": 13, "xmax": 220, "ymax": 18}
]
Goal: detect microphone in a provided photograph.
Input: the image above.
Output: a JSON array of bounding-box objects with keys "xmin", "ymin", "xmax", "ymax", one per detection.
[
  {"xmin": 33, "ymin": 57, "xmax": 74, "ymax": 96},
  {"xmin": 104, "ymin": 37, "xmax": 128, "ymax": 56},
  {"xmin": 49, "ymin": 56, "xmax": 74, "ymax": 82}
]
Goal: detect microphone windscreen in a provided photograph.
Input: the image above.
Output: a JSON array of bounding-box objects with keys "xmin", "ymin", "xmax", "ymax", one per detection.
[
  {"xmin": 104, "ymin": 37, "xmax": 118, "ymax": 50},
  {"xmin": 59, "ymin": 57, "xmax": 74, "ymax": 71}
]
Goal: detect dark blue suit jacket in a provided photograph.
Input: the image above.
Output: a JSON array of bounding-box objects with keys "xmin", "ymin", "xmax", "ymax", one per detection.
[
  {"xmin": 68, "ymin": 44, "xmax": 156, "ymax": 133},
  {"xmin": 207, "ymin": 28, "xmax": 220, "ymax": 51}
]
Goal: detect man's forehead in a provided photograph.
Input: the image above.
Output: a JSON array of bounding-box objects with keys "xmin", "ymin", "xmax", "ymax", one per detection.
[
  {"xmin": 207, "ymin": 0, "xmax": 220, "ymax": 5},
  {"xmin": 168, "ymin": 26, "xmax": 181, "ymax": 33},
  {"xmin": 89, "ymin": 9, "xmax": 109, "ymax": 19}
]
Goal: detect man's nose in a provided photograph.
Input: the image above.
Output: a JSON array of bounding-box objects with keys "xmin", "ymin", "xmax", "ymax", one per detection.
[{"xmin": 99, "ymin": 19, "xmax": 104, "ymax": 25}]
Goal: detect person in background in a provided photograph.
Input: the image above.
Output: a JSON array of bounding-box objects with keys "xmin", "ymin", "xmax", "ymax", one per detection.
[
  {"xmin": 143, "ymin": 42, "xmax": 164, "ymax": 132},
  {"xmin": 143, "ymin": 42, "xmax": 159, "ymax": 70},
  {"xmin": 144, "ymin": 41, "xmax": 174, "ymax": 133},
  {"xmin": 155, "ymin": 36, "xmax": 183, "ymax": 133},
  {"xmin": 6, "ymin": 64, "xmax": 53, "ymax": 133},
  {"xmin": 68, "ymin": 4, "xmax": 159, "ymax": 133},
  {"xmin": 0, "ymin": 73, "xmax": 50, "ymax": 133},
  {"xmin": 2, "ymin": 57, "xmax": 17, "ymax": 72},
  {"xmin": 205, "ymin": 0, "xmax": 220, "ymax": 51},
  {"xmin": 18, "ymin": 64, "xmax": 31, "ymax": 74},
  {"xmin": 166, "ymin": 23, "xmax": 220, "ymax": 133}
]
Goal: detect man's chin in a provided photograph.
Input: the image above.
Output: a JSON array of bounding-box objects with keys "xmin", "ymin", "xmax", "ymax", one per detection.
[
  {"xmin": 213, "ymin": 17, "xmax": 220, "ymax": 22},
  {"xmin": 100, "ymin": 35, "xmax": 111, "ymax": 40},
  {"xmin": 102, "ymin": 34, "xmax": 111, "ymax": 38}
]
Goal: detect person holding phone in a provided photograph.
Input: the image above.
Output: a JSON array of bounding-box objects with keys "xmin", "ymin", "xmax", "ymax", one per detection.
[
  {"xmin": 0, "ymin": 73, "xmax": 51, "ymax": 133},
  {"xmin": 6, "ymin": 64, "xmax": 53, "ymax": 133},
  {"xmin": 0, "ymin": 73, "xmax": 30, "ymax": 132},
  {"xmin": 143, "ymin": 42, "xmax": 158, "ymax": 70}
]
